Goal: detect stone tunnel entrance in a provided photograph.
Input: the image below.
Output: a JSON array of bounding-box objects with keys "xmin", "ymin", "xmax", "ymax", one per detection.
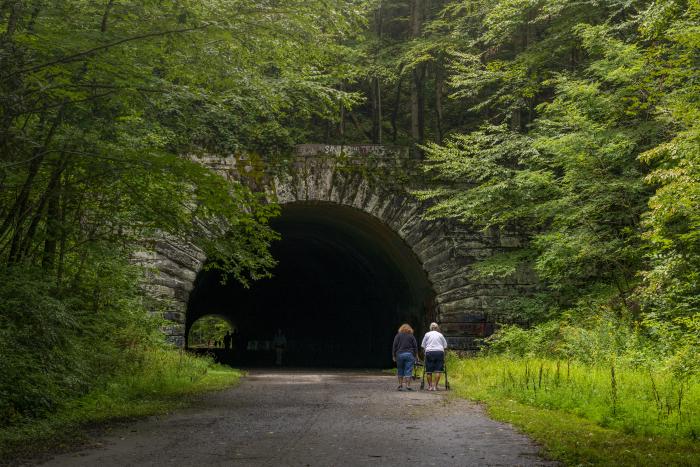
[{"xmin": 186, "ymin": 201, "xmax": 436, "ymax": 368}]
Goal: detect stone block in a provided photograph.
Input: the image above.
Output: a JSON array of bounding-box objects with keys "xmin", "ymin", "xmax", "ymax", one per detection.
[
  {"xmin": 142, "ymin": 283, "xmax": 176, "ymax": 299},
  {"xmin": 438, "ymin": 309, "xmax": 487, "ymax": 323},
  {"xmin": 499, "ymin": 235, "xmax": 524, "ymax": 248},
  {"xmin": 445, "ymin": 336, "xmax": 480, "ymax": 350},
  {"xmin": 161, "ymin": 322, "xmax": 185, "ymax": 336},
  {"xmin": 440, "ymin": 322, "xmax": 495, "ymax": 337},
  {"xmin": 150, "ymin": 273, "xmax": 194, "ymax": 293},
  {"xmin": 422, "ymin": 252, "xmax": 457, "ymax": 276},
  {"xmin": 373, "ymin": 195, "xmax": 401, "ymax": 224},
  {"xmin": 453, "ymin": 247, "xmax": 496, "ymax": 261},
  {"xmin": 154, "ymin": 241, "xmax": 204, "ymax": 272},
  {"xmin": 163, "ymin": 311, "xmax": 185, "ymax": 323},
  {"xmin": 404, "ymin": 219, "xmax": 442, "ymax": 248},
  {"xmin": 388, "ymin": 202, "xmax": 420, "ymax": 233},
  {"xmin": 351, "ymin": 179, "xmax": 372, "ymax": 210},
  {"xmin": 338, "ymin": 173, "xmax": 363, "ymax": 207},
  {"xmin": 433, "ymin": 269, "xmax": 473, "ymax": 295},
  {"xmin": 274, "ymin": 175, "xmax": 296, "ymax": 203},
  {"xmin": 436, "ymin": 285, "xmax": 479, "ymax": 304},
  {"xmin": 415, "ymin": 239, "xmax": 454, "ymax": 265},
  {"xmin": 154, "ymin": 257, "xmax": 197, "ymax": 283},
  {"xmin": 363, "ymin": 191, "xmax": 385, "ymax": 219},
  {"xmin": 440, "ymin": 296, "xmax": 483, "ymax": 312}
]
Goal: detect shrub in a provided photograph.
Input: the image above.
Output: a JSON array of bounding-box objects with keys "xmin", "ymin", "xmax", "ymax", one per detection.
[{"xmin": 0, "ymin": 261, "xmax": 161, "ymax": 426}]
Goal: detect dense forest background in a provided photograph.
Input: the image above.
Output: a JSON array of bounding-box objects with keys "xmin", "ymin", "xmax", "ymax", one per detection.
[
  {"xmin": 320, "ymin": 0, "xmax": 699, "ymax": 377},
  {"xmin": 1, "ymin": 0, "xmax": 698, "ymax": 444}
]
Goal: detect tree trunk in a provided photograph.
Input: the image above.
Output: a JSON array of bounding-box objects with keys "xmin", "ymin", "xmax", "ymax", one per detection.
[
  {"xmin": 434, "ymin": 61, "xmax": 444, "ymax": 144},
  {"xmin": 391, "ymin": 76, "xmax": 403, "ymax": 143},
  {"xmin": 370, "ymin": 78, "xmax": 382, "ymax": 144},
  {"xmin": 101, "ymin": 0, "xmax": 115, "ymax": 33},
  {"xmin": 411, "ymin": 67, "xmax": 425, "ymax": 145},
  {"xmin": 55, "ymin": 186, "xmax": 69, "ymax": 287},
  {"xmin": 19, "ymin": 152, "xmax": 68, "ymax": 262},
  {"xmin": 0, "ymin": 106, "xmax": 63, "ymax": 243},
  {"xmin": 3, "ymin": 0, "xmax": 22, "ymax": 39},
  {"xmin": 370, "ymin": 2, "xmax": 383, "ymax": 144},
  {"xmin": 410, "ymin": 0, "xmax": 425, "ymax": 155},
  {"xmin": 337, "ymin": 81, "xmax": 346, "ymax": 142}
]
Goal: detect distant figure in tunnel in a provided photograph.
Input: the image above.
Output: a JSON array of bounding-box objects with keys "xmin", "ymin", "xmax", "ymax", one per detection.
[
  {"xmin": 223, "ymin": 331, "xmax": 232, "ymax": 351},
  {"xmin": 232, "ymin": 328, "xmax": 242, "ymax": 356},
  {"xmin": 421, "ymin": 322, "xmax": 448, "ymax": 391},
  {"xmin": 392, "ymin": 323, "xmax": 417, "ymax": 391},
  {"xmin": 273, "ymin": 329, "xmax": 287, "ymax": 366}
]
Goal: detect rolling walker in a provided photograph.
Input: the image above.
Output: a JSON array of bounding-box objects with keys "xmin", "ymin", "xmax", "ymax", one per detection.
[{"xmin": 419, "ymin": 352, "xmax": 450, "ymax": 390}]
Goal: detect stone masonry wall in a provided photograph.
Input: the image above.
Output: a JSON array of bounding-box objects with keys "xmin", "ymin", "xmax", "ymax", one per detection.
[{"xmin": 140, "ymin": 145, "xmax": 536, "ymax": 349}]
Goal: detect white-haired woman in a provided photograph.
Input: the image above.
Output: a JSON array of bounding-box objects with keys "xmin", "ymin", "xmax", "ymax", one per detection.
[{"xmin": 421, "ymin": 322, "xmax": 448, "ymax": 391}]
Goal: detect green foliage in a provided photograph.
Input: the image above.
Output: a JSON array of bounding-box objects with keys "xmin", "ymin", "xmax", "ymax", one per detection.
[
  {"xmin": 0, "ymin": 0, "xmax": 366, "ymax": 434},
  {"xmin": 188, "ymin": 315, "xmax": 233, "ymax": 347},
  {"xmin": 450, "ymin": 356, "xmax": 700, "ymax": 466},
  {"xmin": 0, "ymin": 348, "xmax": 242, "ymax": 460},
  {"xmin": 636, "ymin": 0, "xmax": 700, "ymax": 324},
  {"xmin": 0, "ymin": 262, "xmax": 158, "ymax": 425},
  {"xmin": 450, "ymin": 354, "xmax": 700, "ymax": 440},
  {"xmin": 417, "ymin": 125, "xmax": 555, "ymax": 229},
  {"xmin": 416, "ymin": 0, "xmax": 699, "ymax": 339},
  {"xmin": 0, "ymin": 0, "xmax": 368, "ymax": 283},
  {"xmin": 484, "ymin": 312, "xmax": 653, "ymax": 365}
]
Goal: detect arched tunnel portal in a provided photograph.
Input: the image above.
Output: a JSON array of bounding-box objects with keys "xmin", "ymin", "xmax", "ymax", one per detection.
[{"xmin": 186, "ymin": 202, "xmax": 436, "ymax": 368}]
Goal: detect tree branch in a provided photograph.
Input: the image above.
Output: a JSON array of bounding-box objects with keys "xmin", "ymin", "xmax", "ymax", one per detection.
[{"xmin": 4, "ymin": 24, "xmax": 211, "ymax": 80}]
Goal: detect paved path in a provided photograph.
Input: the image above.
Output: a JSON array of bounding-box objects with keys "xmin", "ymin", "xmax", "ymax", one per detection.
[{"xmin": 44, "ymin": 370, "xmax": 555, "ymax": 466}]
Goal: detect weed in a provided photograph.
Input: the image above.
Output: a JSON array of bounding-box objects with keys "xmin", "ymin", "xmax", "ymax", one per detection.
[{"xmin": 447, "ymin": 354, "xmax": 700, "ymax": 464}]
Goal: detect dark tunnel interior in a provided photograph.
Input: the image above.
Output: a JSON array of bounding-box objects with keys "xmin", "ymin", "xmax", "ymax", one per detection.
[{"xmin": 186, "ymin": 202, "xmax": 436, "ymax": 368}]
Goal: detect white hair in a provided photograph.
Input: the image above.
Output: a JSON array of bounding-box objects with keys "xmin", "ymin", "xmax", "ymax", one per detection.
[{"xmin": 430, "ymin": 322, "xmax": 439, "ymax": 331}]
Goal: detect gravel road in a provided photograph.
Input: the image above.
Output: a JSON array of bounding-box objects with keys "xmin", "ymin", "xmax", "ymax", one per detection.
[{"xmin": 43, "ymin": 370, "xmax": 555, "ymax": 466}]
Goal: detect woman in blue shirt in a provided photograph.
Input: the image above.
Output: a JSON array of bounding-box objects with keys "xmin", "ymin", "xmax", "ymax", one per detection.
[{"xmin": 392, "ymin": 323, "xmax": 418, "ymax": 391}]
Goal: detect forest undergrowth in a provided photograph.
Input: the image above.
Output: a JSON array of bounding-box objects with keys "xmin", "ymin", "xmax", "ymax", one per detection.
[
  {"xmin": 0, "ymin": 343, "xmax": 241, "ymax": 462},
  {"xmin": 451, "ymin": 354, "xmax": 700, "ymax": 465},
  {"xmin": 448, "ymin": 312, "xmax": 700, "ymax": 465}
]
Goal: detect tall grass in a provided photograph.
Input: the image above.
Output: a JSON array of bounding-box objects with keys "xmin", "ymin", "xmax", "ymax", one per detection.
[
  {"xmin": 449, "ymin": 355, "xmax": 700, "ymax": 439},
  {"xmin": 62, "ymin": 347, "xmax": 242, "ymax": 420},
  {"xmin": 0, "ymin": 347, "xmax": 242, "ymax": 461}
]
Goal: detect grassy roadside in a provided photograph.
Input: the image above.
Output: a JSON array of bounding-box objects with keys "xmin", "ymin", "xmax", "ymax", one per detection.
[
  {"xmin": 448, "ymin": 355, "xmax": 700, "ymax": 466},
  {"xmin": 0, "ymin": 348, "xmax": 243, "ymax": 463}
]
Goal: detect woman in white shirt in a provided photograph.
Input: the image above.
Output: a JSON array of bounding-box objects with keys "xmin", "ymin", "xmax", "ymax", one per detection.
[{"xmin": 421, "ymin": 322, "xmax": 448, "ymax": 391}]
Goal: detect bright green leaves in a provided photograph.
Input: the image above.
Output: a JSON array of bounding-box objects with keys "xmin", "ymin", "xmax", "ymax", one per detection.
[
  {"xmin": 635, "ymin": 0, "xmax": 700, "ymax": 323},
  {"xmin": 418, "ymin": 125, "xmax": 556, "ymax": 229},
  {"xmin": 0, "ymin": 0, "xmax": 367, "ymax": 282},
  {"xmin": 416, "ymin": 0, "xmax": 699, "ymax": 326},
  {"xmin": 0, "ymin": 0, "xmax": 368, "ymax": 425}
]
